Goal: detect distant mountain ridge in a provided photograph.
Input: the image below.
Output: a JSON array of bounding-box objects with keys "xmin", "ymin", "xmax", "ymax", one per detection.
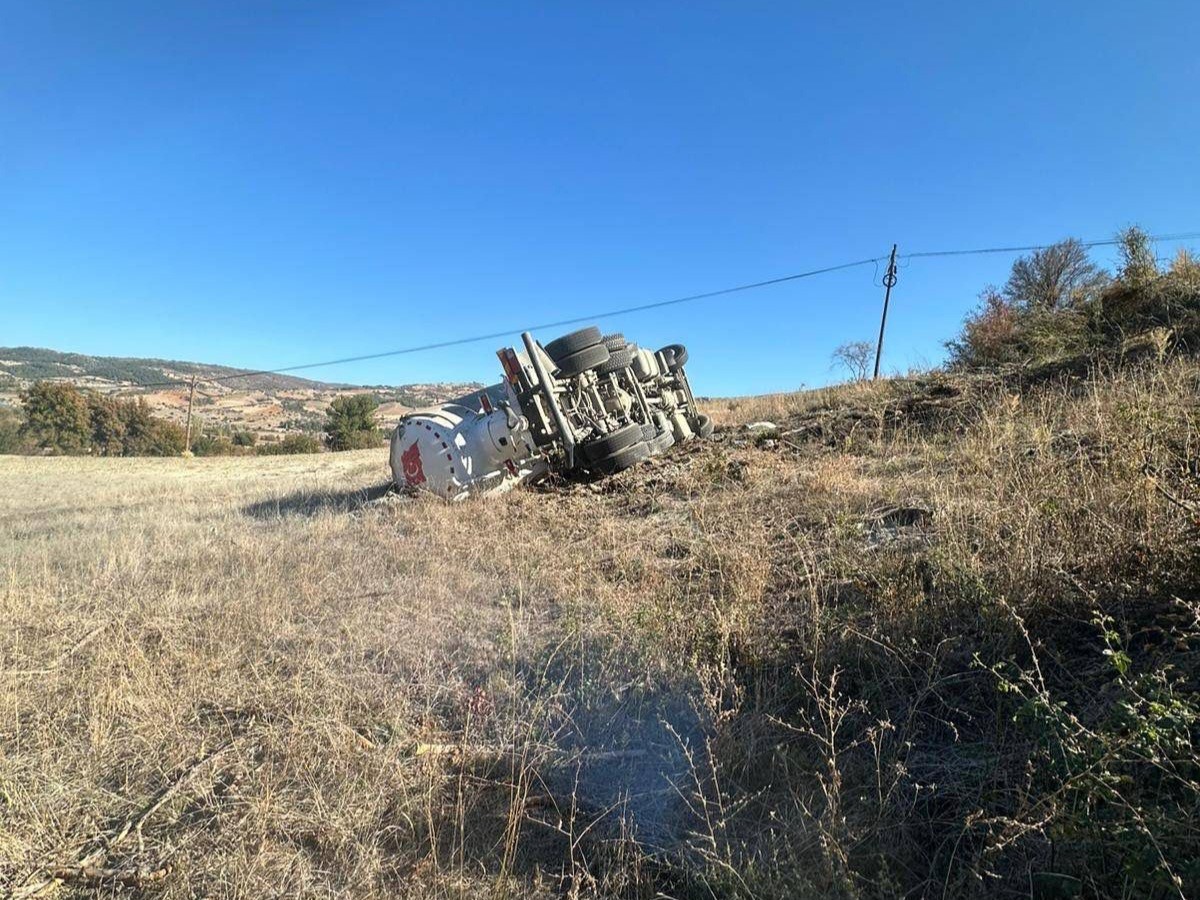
[
  {"xmin": 0, "ymin": 347, "xmax": 482, "ymax": 440},
  {"xmin": 0, "ymin": 346, "xmax": 479, "ymax": 399},
  {"xmin": 0, "ymin": 346, "xmax": 358, "ymax": 392}
]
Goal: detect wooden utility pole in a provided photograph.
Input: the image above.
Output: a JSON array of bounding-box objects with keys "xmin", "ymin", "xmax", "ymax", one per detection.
[
  {"xmin": 184, "ymin": 376, "xmax": 197, "ymax": 453},
  {"xmin": 873, "ymin": 244, "xmax": 898, "ymax": 380}
]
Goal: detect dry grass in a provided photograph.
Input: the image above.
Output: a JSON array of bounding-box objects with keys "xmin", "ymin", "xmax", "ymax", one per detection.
[{"xmin": 2, "ymin": 359, "xmax": 1198, "ymax": 898}]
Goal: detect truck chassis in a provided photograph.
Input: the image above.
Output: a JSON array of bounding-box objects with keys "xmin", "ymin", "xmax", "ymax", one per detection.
[{"xmin": 389, "ymin": 326, "xmax": 711, "ymax": 500}]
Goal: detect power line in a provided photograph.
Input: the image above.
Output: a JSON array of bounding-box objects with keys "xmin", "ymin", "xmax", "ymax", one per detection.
[
  {"xmin": 132, "ymin": 229, "xmax": 1200, "ymax": 388},
  {"xmin": 135, "ymin": 255, "xmax": 887, "ymax": 387},
  {"xmin": 904, "ymin": 231, "xmax": 1200, "ymax": 259}
]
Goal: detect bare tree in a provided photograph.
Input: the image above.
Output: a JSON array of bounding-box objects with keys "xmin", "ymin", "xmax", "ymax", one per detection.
[
  {"xmin": 831, "ymin": 341, "xmax": 873, "ymax": 382},
  {"xmin": 1004, "ymin": 238, "xmax": 1106, "ymax": 311}
]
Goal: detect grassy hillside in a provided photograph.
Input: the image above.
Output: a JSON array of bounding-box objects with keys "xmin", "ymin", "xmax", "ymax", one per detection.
[
  {"xmin": 0, "ymin": 347, "xmax": 482, "ymax": 445},
  {"xmin": 2, "ymin": 354, "xmax": 1196, "ymax": 898},
  {"xmin": 0, "ymin": 346, "xmax": 344, "ymax": 392}
]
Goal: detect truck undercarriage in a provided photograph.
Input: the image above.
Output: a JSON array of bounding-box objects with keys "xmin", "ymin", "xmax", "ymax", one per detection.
[{"xmin": 389, "ymin": 326, "xmax": 711, "ymax": 500}]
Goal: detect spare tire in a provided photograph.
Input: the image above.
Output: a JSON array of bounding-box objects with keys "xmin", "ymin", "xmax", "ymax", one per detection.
[
  {"xmin": 595, "ymin": 347, "xmax": 635, "ymax": 376},
  {"xmin": 592, "ymin": 440, "xmax": 651, "ymax": 475},
  {"xmin": 554, "ymin": 343, "xmax": 609, "ymax": 378},
  {"xmin": 580, "ymin": 422, "xmax": 643, "ymax": 463},
  {"xmin": 545, "ymin": 326, "xmax": 601, "ymax": 362},
  {"xmin": 658, "ymin": 343, "xmax": 689, "ymax": 371}
]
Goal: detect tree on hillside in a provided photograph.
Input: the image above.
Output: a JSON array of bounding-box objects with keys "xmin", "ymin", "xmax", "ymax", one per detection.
[
  {"xmin": 831, "ymin": 340, "xmax": 874, "ymax": 381},
  {"xmin": 1004, "ymin": 238, "xmax": 1107, "ymax": 311},
  {"xmin": 118, "ymin": 398, "xmax": 186, "ymax": 456},
  {"xmin": 87, "ymin": 395, "xmax": 126, "ymax": 456},
  {"xmin": 0, "ymin": 406, "xmax": 29, "ymax": 454},
  {"xmin": 324, "ymin": 394, "xmax": 381, "ymax": 451},
  {"xmin": 948, "ymin": 227, "xmax": 1200, "ymax": 368},
  {"xmin": 16, "ymin": 381, "xmax": 187, "ymax": 456},
  {"xmin": 20, "ymin": 382, "xmax": 91, "ymax": 453}
]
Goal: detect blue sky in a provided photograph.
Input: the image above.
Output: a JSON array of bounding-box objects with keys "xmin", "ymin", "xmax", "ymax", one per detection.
[{"xmin": 2, "ymin": 2, "xmax": 1197, "ymax": 394}]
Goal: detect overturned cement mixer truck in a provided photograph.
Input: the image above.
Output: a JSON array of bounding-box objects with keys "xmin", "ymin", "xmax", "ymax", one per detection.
[{"xmin": 389, "ymin": 326, "xmax": 712, "ymax": 500}]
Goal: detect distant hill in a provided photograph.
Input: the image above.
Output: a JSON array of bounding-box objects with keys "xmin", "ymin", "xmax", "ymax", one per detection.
[
  {"xmin": 0, "ymin": 346, "xmax": 360, "ymax": 392},
  {"xmin": 0, "ymin": 346, "xmax": 482, "ymax": 440}
]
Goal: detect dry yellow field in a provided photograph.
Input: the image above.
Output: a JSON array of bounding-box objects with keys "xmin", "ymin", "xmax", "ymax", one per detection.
[
  {"xmin": 2, "ymin": 362, "xmax": 1198, "ymax": 898},
  {"xmin": 0, "ymin": 441, "xmax": 776, "ymax": 897}
]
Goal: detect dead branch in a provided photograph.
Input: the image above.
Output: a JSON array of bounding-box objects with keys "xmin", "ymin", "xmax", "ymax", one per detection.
[
  {"xmin": 5, "ymin": 622, "xmax": 110, "ymax": 677},
  {"xmin": 1142, "ymin": 461, "xmax": 1199, "ymax": 515},
  {"xmin": 14, "ymin": 738, "xmax": 245, "ymax": 897},
  {"xmin": 49, "ymin": 864, "xmax": 170, "ymax": 887},
  {"xmin": 107, "ymin": 739, "xmax": 240, "ymax": 850}
]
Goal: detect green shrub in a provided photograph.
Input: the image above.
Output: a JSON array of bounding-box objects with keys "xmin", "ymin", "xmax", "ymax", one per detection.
[
  {"xmin": 16, "ymin": 382, "xmax": 190, "ymax": 456},
  {"xmin": 191, "ymin": 431, "xmax": 235, "ymax": 456},
  {"xmin": 20, "ymin": 382, "xmax": 92, "ymax": 453},
  {"xmin": 985, "ymin": 612, "xmax": 1200, "ymax": 893},
  {"xmin": 949, "ymin": 230, "xmax": 1200, "ymax": 368},
  {"xmin": 324, "ymin": 394, "xmax": 382, "ymax": 451},
  {"xmin": 118, "ymin": 398, "xmax": 186, "ymax": 456},
  {"xmin": 86, "ymin": 395, "xmax": 127, "ymax": 456},
  {"xmin": 191, "ymin": 427, "xmax": 257, "ymax": 456},
  {"xmin": 258, "ymin": 433, "xmax": 321, "ymax": 455}
]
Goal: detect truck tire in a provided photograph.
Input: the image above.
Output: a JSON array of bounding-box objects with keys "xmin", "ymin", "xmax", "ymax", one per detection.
[
  {"xmin": 595, "ymin": 347, "xmax": 635, "ymax": 376},
  {"xmin": 592, "ymin": 439, "xmax": 651, "ymax": 475},
  {"xmin": 554, "ymin": 343, "xmax": 609, "ymax": 378},
  {"xmin": 580, "ymin": 422, "xmax": 643, "ymax": 463},
  {"xmin": 601, "ymin": 333, "xmax": 626, "ymax": 351},
  {"xmin": 658, "ymin": 343, "xmax": 688, "ymax": 371},
  {"xmin": 649, "ymin": 428, "xmax": 675, "ymax": 455},
  {"xmin": 694, "ymin": 413, "xmax": 714, "ymax": 438},
  {"xmin": 545, "ymin": 327, "xmax": 601, "ymax": 362}
]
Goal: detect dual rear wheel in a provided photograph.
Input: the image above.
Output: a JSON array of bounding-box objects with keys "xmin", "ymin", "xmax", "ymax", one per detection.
[
  {"xmin": 545, "ymin": 327, "xmax": 611, "ymax": 378},
  {"xmin": 542, "ymin": 328, "xmax": 706, "ymax": 474}
]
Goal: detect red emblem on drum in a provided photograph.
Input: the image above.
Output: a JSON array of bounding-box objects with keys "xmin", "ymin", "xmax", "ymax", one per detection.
[{"xmin": 401, "ymin": 441, "xmax": 426, "ymax": 486}]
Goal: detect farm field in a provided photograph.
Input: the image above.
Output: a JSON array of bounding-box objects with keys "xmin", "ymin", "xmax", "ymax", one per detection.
[{"xmin": 2, "ymin": 361, "xmax": 1198, "ymax": 898}]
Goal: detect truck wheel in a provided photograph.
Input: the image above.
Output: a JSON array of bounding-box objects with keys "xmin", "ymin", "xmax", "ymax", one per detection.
[
  {"xmin": 545, "ymin": 326, "xmax": 601, "ymax": 362},
  {"xmin": 647, "ymin": 426, "xmax": 674, "ymax": 455},
  {"xmin": 580, "ymin": 422, "xmax": 643, "ymax": 463},
  {"xmin": 694, "ymin": 413, "xmax": 714, "ymax": 438},
  {"xmin": 592, "ymin": 439, "xmax": 651, "ymax": 475},
  {"xmin": 595, "ymin": 347, "xmax": 635, "ymax": 376},
  {"xmin": 554, "ymin": 343, "xmax": 609, "ymax": 378},
  {"xmin": 601, "ymin": 333, "xmax": 626, "ymax": 350},
  {"xmin": 658, "ymin": 343, "xmax": 689, "ymax": 371}
]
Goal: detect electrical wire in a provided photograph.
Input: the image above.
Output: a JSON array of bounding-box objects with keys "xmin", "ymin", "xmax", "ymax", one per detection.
[
  {"xmin": 128, "ymin": 229, "xmax": 1200, "ymax": 387},
  {"xmin": 903, "ymin": 231, "xmax": 1200, "ymax": 259},
  {"xmin": 134, "ymin": 255, "xmax": 887, "ymax": 387}
]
